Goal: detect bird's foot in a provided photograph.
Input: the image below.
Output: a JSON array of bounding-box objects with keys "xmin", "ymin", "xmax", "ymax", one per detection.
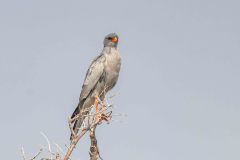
[{"xmin": 95, "ymin": 96, "xmax": 108, "ymax": 123}]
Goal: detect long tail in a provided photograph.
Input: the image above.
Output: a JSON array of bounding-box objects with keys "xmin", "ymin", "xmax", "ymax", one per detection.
[
  {"xmin": 70, "ymin": 101, "xmax": 84, "ymax": 140},
  {"xmin": 70, "ymin": 95, "xmax": 96, "ymax": 140}
]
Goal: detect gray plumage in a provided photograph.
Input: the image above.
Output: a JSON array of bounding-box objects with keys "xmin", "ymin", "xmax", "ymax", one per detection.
[{"xmin": 70, "ymin": 33, "xmax": 121, "ymax": 139}]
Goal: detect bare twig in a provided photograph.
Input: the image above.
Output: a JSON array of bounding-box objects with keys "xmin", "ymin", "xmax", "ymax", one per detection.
[
  {"xmin": 63, "ymin": 127, "xmax": 89, "ymax": 160},
  {"xmin": 54, "ymin": 143, "xmax": 64, "ymax": 154},
  {"xmin": 21, "ymin": 147, "xmax": 27, "ymax": 160},
  {"xmin": 68, "ymin": 117, "xmax": 76, "ymax": 137},
  {"xmin": 41, "ymin": 132, "xmax": 54, "ymax": 159},
  {"xmin": 22, "ymin": 95, "xmax": 122, "ymax": 160},
  {"xmin": 21, "ymin": 147, "xmax": 44, "ymax": 160},
  {"xmin": 64, "ymin": 96, "xmax": 114, "ymax": 160},
  {"xmin": 30, "ymin": 148, "xmax": 43, "ymax": 160}
]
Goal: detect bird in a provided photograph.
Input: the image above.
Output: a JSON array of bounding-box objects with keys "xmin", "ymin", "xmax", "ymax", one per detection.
[{"xmin": 70, "ymin": 33, "xmax": 121, "ymax": 140}]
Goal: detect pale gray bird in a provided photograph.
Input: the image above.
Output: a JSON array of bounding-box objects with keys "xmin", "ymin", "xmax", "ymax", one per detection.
[{"xmin": 70, "ymin": 33, "xmax": 121, "ymax": 139}]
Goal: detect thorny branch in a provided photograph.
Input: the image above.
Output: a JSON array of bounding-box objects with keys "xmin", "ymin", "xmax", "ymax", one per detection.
[
  {"xmin": 21, "ymin": 96, "xmax": 121, "ymax": 160},
  {"xmin": 64, "ymin": 98, "xmax": 112, "ymax": 160}
]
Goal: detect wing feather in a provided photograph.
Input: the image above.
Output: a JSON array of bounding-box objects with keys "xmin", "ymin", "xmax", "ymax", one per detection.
[{"xmin": 79, "ymin": 54, "xmax": 105, "ymax": 101}]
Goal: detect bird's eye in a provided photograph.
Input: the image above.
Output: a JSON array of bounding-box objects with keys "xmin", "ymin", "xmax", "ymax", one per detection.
[{"xmin": 107, "ymin": 37, "xmax": 112, "ymax": 40}]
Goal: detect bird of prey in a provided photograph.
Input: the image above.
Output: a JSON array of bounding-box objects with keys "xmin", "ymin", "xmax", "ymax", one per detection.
[{"xmin": 70, "ymin": 33, "xmax": 121, "ymax": 140}]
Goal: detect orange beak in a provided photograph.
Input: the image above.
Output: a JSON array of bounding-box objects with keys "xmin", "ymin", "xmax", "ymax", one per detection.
[{"xmin": 111, "ymin": 37, "xmax": 118, "ymax": 43}]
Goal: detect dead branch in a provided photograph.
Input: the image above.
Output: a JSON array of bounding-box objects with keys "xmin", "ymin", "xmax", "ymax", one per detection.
[
  {"xmin": 63, "ymin": 97, "xmax": 113, "ymax": 160},
  {"xmin": 21, "ymin": 147, "xmax": 43, "ymax": 160},
  {"xmin": 63, "ymin": 127, "xmax": 88, "ymax": 160},
  {"xmin": 21, "ymin": 95, "xmax": 123, "ymax": 160},
  {"xmin": 21, "ymin": 147, "xmax": 27, "ymax": 160},
  {"xmin": 89, "ymin": 123, "xmax": 102, "ymax": 160}
]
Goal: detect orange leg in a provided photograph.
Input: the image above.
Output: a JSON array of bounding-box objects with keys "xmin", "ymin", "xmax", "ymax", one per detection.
[
  {"xmin": 95, "ymin": 96, "xmax": 101, "ymax": 121},
  {"xmin": 95, "ymin": 96, "xmax": 99, "ymax": 113}
]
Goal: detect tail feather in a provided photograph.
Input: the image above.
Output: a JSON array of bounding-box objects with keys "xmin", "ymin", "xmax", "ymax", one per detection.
[
  {"xmin": 70, "ymin": 100, "xmax": 86, "ymax": 140},
  {"xmin": 70, "ymin": 96, "xmax": 94, "ymax": 140},
  {"xmin": 71, "ymin": 104, "xmax": 80, "ymax": 119}
]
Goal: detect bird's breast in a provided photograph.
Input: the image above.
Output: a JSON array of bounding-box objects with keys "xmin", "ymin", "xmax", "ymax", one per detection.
[{"xmin": 104, "ymin": 49, "xmax": 121, "ymax": 90}]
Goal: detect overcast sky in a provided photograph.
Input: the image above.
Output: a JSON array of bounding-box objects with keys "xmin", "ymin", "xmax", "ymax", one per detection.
[{"xmin": 0, "ymin": 0, "xmax": 240, "ymax": 159}]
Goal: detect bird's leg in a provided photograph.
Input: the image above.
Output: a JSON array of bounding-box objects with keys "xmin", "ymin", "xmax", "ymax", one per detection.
[
  {"xmin": 94, "ymin": 96, "xmax": 101, "ymax": 122},
  {"xmin": 94, "ymin": 96, "xmax": 99, "ymax": 113}
]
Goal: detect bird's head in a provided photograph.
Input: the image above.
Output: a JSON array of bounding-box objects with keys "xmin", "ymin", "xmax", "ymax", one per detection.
[{"xmin": 103, "ymin": 33, "xmax": 119, "ymax": 48}]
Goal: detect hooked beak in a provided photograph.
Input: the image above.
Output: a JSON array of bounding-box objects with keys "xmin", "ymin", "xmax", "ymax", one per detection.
[{"xmin": 111, "ymin": 37, "xmax": 118, "ymax": 43}]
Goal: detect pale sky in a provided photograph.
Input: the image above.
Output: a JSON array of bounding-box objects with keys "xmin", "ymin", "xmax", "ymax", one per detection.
[{"xmin": 0, "ymin": 0, "xmax": 240, "ymax": 159}]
